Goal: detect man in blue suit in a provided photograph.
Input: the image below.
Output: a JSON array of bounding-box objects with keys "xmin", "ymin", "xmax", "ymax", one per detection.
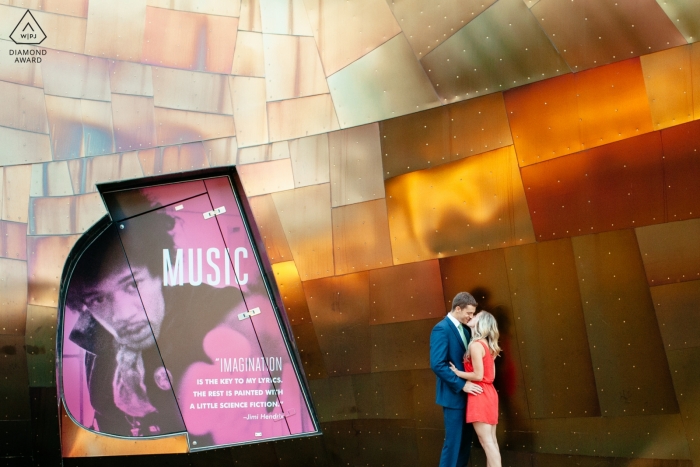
[{"xmin": 430, "ymin": 292, "xmax": 482, "ymax": 467}]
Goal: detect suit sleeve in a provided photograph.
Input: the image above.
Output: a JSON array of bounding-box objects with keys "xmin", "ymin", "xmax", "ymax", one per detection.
[{"xmin": 430, "ymin": 324, "xmax": 466, "ymax": 394}]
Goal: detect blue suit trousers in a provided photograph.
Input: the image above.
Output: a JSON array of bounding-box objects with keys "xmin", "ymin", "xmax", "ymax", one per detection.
[{"xmin": 439, "ymin": 407, "xmax": 473, "ymax": 467}]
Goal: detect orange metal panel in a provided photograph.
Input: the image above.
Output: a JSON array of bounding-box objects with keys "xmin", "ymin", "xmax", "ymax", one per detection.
[
  {"xmin": 651, "ymin": 280, "xmax": 700, "ymax": 351},
  {"xmin": 84, "ymin": 0, "xmax": 146, "ymax": 61},
  {"xmin": 66, "ymin": 152, "xmax": 143, "ymax": 194},
  {"xmin": 693, "ymin": 43, "xmax": 700, "ymax": 119},
  {"xmin": 154, "ymin": 107, "xmax": 236, "ymax": 146},
  {"xmin": 237, "ymin": 141, "xmax": 289, "ymax": 165},
  {"xmin": 41, "ymin": 52, "xmax": 111, "ymax": 101},
  {"xmin": 289, "ymin": 133, "xmax": 330, "ymax": 188},
  {"xmin": 137, "ymin": 141, "xmax": 209, "ymax": 176},
  {"xmin": 30, "ymin": 161, "xmax": 74, "ymax": 197},
  {"xmin": 203, "ymin": 136, "xmax": 238, "ymax": 167},
  {"xmin": 292, "ymin": 322, "xmax": 328, "ymax": 380},
  {"xmin": 0, "ymin": 221, "xmax": 26, "ymax": 260},
  {"xmin": 641, "ymin": 45, "xmax": 694, "ymax": 130},
  {"xmin": 267, "ymin": 94, "xmax": 340, "ymax": 142},
  {"xmin": 108, "ymin": 60, "xmax": 153, "ymax": 96},
  {"xmin": 238, "ymin": 0, "xmax": 261, "ymax": 32},
  {"xmin": 666, "ymin": 347, "xmax": 700, "ymax": 466},
  {"xmin": 247, "ymin": 194, "xmax": 293, "ymax": 264},
  {"xmin": 231, "ymin": 31, "xmax": 265, "ymax": 77},
  {"xmin": 0, "ymin": 40, "xmax": 43, "ymax": 88},
  {"xmin": 26, "ymin": 234, "xmax": 80, "ymax": 307},
  {"xmin": 0, "ymin": 81, "xmax": 48, "ymax": 134},
  {"xmin": 0, "ymin": 258, "xmax": 28, "ymax": 335},
  {"xmin": 111, "ymin": 94, "xmax": 157, "ymax": 151},
  {"xmin": 29, "ymin": 193, "xmax": 105, "ymax": 235},
  {"xmin": 636, "ymin": 218, "xmax": 700, "ymax": 287},
  {"xmin": 271, "ymin": 261, "xmax": 312, "ymax": 325},
  {"xmin": 152, "ymin": 67, "xmax": 233, "ymax": 114},
  {"xmin": 258, "ymin": 0, "xmax": 312, "ymax": 36},
  {"xmin": 262, "ymin": 34, "xmax": 329, "ymax": 101},
  {"xmin": 2, "ymin": 165, "xmax": 32, "ymax": 223},
  {"xmin": 521, "ymin": 132, "xmax": 666, "ymax": 242},
  {"xmin": 230, "ymin": 76, "xmax": 269, "ymax": 147},
  {"xmin": 370, "ymin": 318, "xmax": 437, "ymax": 372},
  {"xmin": 661, "ymin": 119, "xmax": 700, "ymax": 221},
  {"xmin": 237, "ymin": 158, "xmax": 295, "ymax": 196}
]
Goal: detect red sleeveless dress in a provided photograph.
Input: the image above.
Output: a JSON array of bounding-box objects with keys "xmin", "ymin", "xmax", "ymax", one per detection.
[{"xmin": 464, "ymin": 340, "xmax": 498, "ymax": 425}]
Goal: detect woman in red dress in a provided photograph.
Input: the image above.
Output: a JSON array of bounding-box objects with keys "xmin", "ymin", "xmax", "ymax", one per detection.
[{"xmin": 449, "ymin": 311, "xmax": 501, "ymax": 467}]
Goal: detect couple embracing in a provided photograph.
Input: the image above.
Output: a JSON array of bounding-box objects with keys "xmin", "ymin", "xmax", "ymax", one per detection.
[{"xmin": 430, "ymin": 292, "xmax": 502, "ymax": 467}]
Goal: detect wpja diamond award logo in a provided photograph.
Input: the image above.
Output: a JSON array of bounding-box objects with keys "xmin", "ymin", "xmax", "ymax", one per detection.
[{"xmin": 8, "ymin": 10, "xmax": 47, "ymax": 63}]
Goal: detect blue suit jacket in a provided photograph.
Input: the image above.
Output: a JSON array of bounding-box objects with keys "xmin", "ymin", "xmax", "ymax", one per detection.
[{"xmin": 430, "ymin": 316, "xmax": 471, "ymax": 409}]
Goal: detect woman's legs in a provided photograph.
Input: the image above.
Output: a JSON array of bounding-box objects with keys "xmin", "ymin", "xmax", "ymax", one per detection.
[{"xmin": 473, "ymin": 422, "xmax": 501, "ymax": 467}]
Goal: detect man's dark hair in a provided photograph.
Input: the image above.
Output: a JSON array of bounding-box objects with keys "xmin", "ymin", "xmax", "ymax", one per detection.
[{"xmin": 451, "ymin": 292, "xmax": 478, "ymax": 311}]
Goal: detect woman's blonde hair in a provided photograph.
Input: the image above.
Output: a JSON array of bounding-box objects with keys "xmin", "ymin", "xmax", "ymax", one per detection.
[{"xmin": 471, "ymin": 311, "xmax": 501, "ymax": 357}]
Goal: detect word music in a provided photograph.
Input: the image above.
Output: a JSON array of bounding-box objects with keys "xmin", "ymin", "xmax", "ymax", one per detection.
[{"xmin": 163, "ymin": 248, "xmax": 249, "ymax": 286}]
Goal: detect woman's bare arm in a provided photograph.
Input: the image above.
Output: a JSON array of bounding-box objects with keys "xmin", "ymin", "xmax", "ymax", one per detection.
[{"xmin": 448, "ymin": 342, "xmax": 485, "ymax": 381}]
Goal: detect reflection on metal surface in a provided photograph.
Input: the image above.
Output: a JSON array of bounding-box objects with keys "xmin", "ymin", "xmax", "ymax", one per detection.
[
  {"xmin": 25, "ymin": 304, "xmax": 57, "ymax": 387},
  {"xmin": 230, "ymin": 76, "xmax": 269, "ymax": 147},
  {"xmin": 152, "ymin": 67, "xmax": 233, "ymax": 114},
  {"xmin": 263, "ymin": 34, "xmax": 329, "ymax": 101},
  {"xmin": 666, "ymin": 347, "xmax": 700, "ymax": 466},
  {"xmin": 204, "ymin": 137, "xmax": 238, "ymax": 167},
  {"xmin": 0, "ymin": 81, "xmax": 48, "ymax": 134},
  {"xmin": 272, "ymin": 261, "xmax": 311, "ymax": 324},
  {"xmin": 80, "ymin": 100, "xmax": 116, "ymax": 157},
  {"xmin": 137, "ymin": 142, "xmax": 209, "ymax": 176},
  {"xmin": 504, "ymin": 239, "xmax": 600, "ymax": 419},
  {"xmin": 329, "ymin": 124, "xmax": 385, "ymax": 207},
  {"xmin": 41, "ymin": 51, "xmax": 110, "ymax": 101},
  {"xmin": 386, "ymin": 146, "xmax": 534, "ymax": 264},
  {"xmin": 84, "ymin": 0, "xmax": 146, "ymax": 61},
  {"xmin": 662, "ymin": 120, "xmax": 700, "ymax": 221},
  {"xmin": 27, "ymin": 235, "xmax": 80, "ymax": 307},
  {"xmin": 304, "ymin": 0, "xmax": 400, "ymax": 76},
  {"xmin": 237, "ymin": 158, "xmax": 295, "ymax": 196},
  {"xmin": 267, "ymin": 93, "xmax": 340, "ymax": 142},
  {"xmin": 0, "ymin": 335, "xmax": 30, "ymax": 418},
  {"xmin": 154, "ymin": 107, "xmax": 236, "ymax": 146},
  {"xmin": 636, "ymin": 218, "xmax": 700, "ymax": 287},
  {"xmin": 352, "ymin": 371, "xmax": 414, "ymax": 419},
  {"xmin": 147, "ymin": 0, "xmax": 241, "ymax": 17},
  {"xmin": 289, "ymin": 133, "xmax": 330, "ymax": 188},
  {"xmin": 370, "ymin": 319, "xmax": 436, "ymax": 372},
  {"xmin": 66, "ymin": 153, "xmax": 143, "ymax": 194},
  {"xmin": 331, "ymin": 199, "xmax": 392, "ymax": 275},
  {"xmin": 29, "ymin": 193, "xmax": 106, "ymax": 235},
  {"xmin": 328, "ymin": 34, "xmax": 440, "ymax": 128},
  {"xmin": 237, "ymin": 141, "xmax": 289, "ymax": 165},
  {"xmin": 292, "ymin": 322, "xmax": 328, "ymax": 379},
  {"xmin": 44, "ymin": 95, "xmax": 83, "ymax": 160},
  {"xmin": 239, "ymin": 0, "xmax": 262, "ymax": 31},
  {"xmin": 308, "ymin": 376, "xmax": 356, "ymax": 421},
  {"xmin": 272, "ymin": 183, "xmax": 334, "ymax": 280},
  {"xmin": 30, "ymin": 161, "xmax": 74, "ymax": 197},
  {"xmin": 111, "ymin": 94, "xmax": 157, "ymax": 151},
  {"xmin": 656, "ymin": 0, "xmax": 700, "ymax": 44},
  {"xmin": 231, "ymin": 31, "xmax": 265, "ymax": 77},
  {"xmin": 2, "ymin": 165, "xmax": 32, "ymax": 223},
  {"xmin": 641, "ymin": 45, "xmax": 694, "ymax": 130},
  {"xmin": 652, "ymin": 280, "xmax": 700, "ymax": 351},
  {"xmin": 0, "ymin": 221, "xmax": 27, "ymax": 261},
  {"xmin": 0, "ymin": 125, "xmax": 52, "ymax": 167},
  {"xmin": 247, "ymin": 194, "xmax": 292, "ymax": 264},
  {"xmin": 421, "ymin": 0, "xmax": 570, "ymax": 103},
  {"xmin": 532, "ymin": 0, "xmax": 685, "ymax": 72},
  {"xmin": 259, "ymin": 0, "xmax": 312, "ymax": 36},
  {"xmin": 0, "ymin": 258, "xmax": 28, "ymax": 335}
]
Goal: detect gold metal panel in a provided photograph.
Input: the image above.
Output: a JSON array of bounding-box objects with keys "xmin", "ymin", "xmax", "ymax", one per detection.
[
  {"xmin": 0, "ymin": 258, "xmax": 28, "ymax": 334},
  {"xmin": 572, "ymin": 230, "xmax": 679, "ymax": 417},
  {"xmin": 247, "ymin": 194, "xmax": 293, "ymax": 264},
  {"xmin": 0, "ymin": 335, "xmax": 30, "ymax": 418},
  {"xmin": 237, "ymin": 158, "xmax": 295, "ymax": 196},
  {"xmin": 259, "ymin": 0, "xmax": 313, "ymax": 36},
  {"xmin": 237, "ymin": 141, "xmax": 289, "ymax": 165},
  {"xmin": 693, "ymin": 42, "xmax": 700, "ymax": 119},
  {"xmin": 0, "ymin": 40, "xmax": 43, "ymax": 87},
  {"xmin": 29, "ymin": 193, "xmax": 105, "ymax": 235},
  {"xmin": 0, "ymin": 221, "xmax": 26, "ymax": 260},
  {"xmin": 532, "ymin": 0, "xmax": 686, "ymax": 72},
  {"xmin": 651, "ymin": 280, "xmax": 700, "ymax": 351},
  {"xmin": 0, "ymin": 81, "xmax": 48, "ymax": 133},
  {"xmin": 2, "ymin": 164, "xmax": 32, "ymax": 222},
  {"xmin": 230, "ymin": 76, "xmax": 269, "ymax": 147},
  {"xmin": 352, "ymin": 371, "xmax": 414, "ymax": 419},
  {"xmin": 329, "ymin": 123, "xmax": 385, "ymax": 207},
  {"xmin": 292, "ymin": 322, "xmax": 327, "ymax": 379},
  {"xmin": 504, "ymin": 240, "xmax": 600, "ymax": 419},
  {"xmin": 0, "ymin": 6, "xmax": 86, "ymax": 53},
  {"xmin": 25, "ymin": 304, "xmax": 56, "ymax": 387},
  {"xmin": 369, "ymin": 260, "xmax": 443, "ymax": 325},
  {"xmin": 108, "ymin": 60, "xmax": 153, "ymax": 96},
  {"xmin": 272, "ymin": 183, "xmax": 334, "ymax": 280},
  {"xmin": 385, "ymin": 146, "xmax": 535, "ymax": 265},
  {"xmin": 289, "ymin": 133, "xmax": 330, "ymax": 188},
  {"xmin": 661, "ymin": 119, "xmax": 700, "ymax": 221},
  {"xmin": 666, "ymin": 347, "xmax": 700, "ymax": 465},
  {"xmin": 267, "ymin": 93, "xmax": 340, "ymax": 142},
  {"xmin": 84, "ymin": 0, "xmax": 146, "ymax": 61},
  {"xmin": 203, "ymin": 136, "xmax": 238, "ymax": 167},
  {"xmin": 142, "ymin": 7, "xmax": 238, "ymax": 74},
  {"xmin": 304, "ymin": 272, "xmax": 371, "ymax": 375},
  {"xmin": 303, "ymin": 0, "xmax": 401, "ymax": 76},
  {"xmin": 420, "ymin": 0, "xmax": 570, "ymax": 104},
  {"xmin": 387, "ymin": 0, "xmax": 495, "ymax": 58},
  {"xmin": 0, "ymin": 126, "xmax": 52, "ymax": 167},
  {"xmin": 331, "ymin": 199, "xmax": 393, "ymax": 275},
  {"xmin": 30, "ymin": 161, "xmax": 73, "ymax": 196},
  {"xmin": 328, "ymin": 33, "xmax": 440, "ymax": 128},
  {"xmin": 636, "ymin": 219, "xmax": 700, "ymax": 287},
  {"xmin": 238, "ymin": 0, "xmax": 262, "ymax": 32},
  {"xmin": 263, "ymin": 34, "xmax": 329, "ymax": 101},
  {"xmin": 641, "ymin": 45, "xmax": 694, "ymax": 130},
  {"xmin": 66, "ymin": 152, "xmax": 143, "ymax": 194},
  {"xmin": 40, "ymin": 51, "xmax": 111, "ymax": 101},
  {"xmin": 231, "ymin": 31, "xmax": 265, "ymax": 77},
  {"xmin": 111, "ymin": 94, "xmax": 157, "ymax": 151},
  {"xmin": 154, "ymin": 107, "xmax": 236, "ymax": 146},
  {"xmin": 137, "ymin": 141, "xmax": 209, "ymax": 175},
  {"xmin": 152, "ymin": 67, "xmax": 233, "ymax": 114},
  {"xmin": 272, "ymin": 261, "xmax": 311, "ymax": 325},
  {"xmin": 146, "ymin": 0, "xmax": 240, "ymax": 16},
  {"xmin": 308, "ymin": 376, "xmax": 357, "ymax": 422},
  {"xmin": 370, "ymin": 318, "xmax": 437, "ymax": 372},
  {"xmin": 26, "ymin": 234, "xmax": 79, "ymax": 307}
]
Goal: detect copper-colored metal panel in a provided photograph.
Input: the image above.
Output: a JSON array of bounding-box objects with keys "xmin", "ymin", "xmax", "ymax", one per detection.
[
  {"xmin": 41, "ymin": 51, "xmax": 110, "ymax": 101},
  {"xmin": 0, "ymin": 40, "xmax": 43, "ymax": 88},
  {"xmin": 111, "ymin": 94, "xmax": 157, "ymax": 151},
  {"xmin": 30, "ymin": 161, "xmax": 73, "ymax": 196},
  {"xmin": 332, "ymin": 199, "xmax": 392, "ymax": 275},
  {"xmin": 267, "ymin": 93, "xmax": 340, "ymax": 142},
  {"xmin": 247, "ymin": 194, "xmax": 293, "ymax": 264},
  {"xmin": 692, "ymin": 42, "xmax": 700, "ymax": 120},
  {"xmin": 651, "ymin": 280, "xmax": 700, "ymax": 351},
  {"xmin": 137, "ymin": 141, "xmax": 209, "ymax": 175},
  {"xmin": 661, "ymin": 119, "xmax": 700, "ymax": 221},
  {"xmin": 154, "ymin": 107, "xmax": 236, "ymax": 146},
  {"xmin": 272, "ymin": 261, "xmax": 312, "ymax": 325},
  {"xmin": 304, "ymin": 0, "xmax": 400, "ymax": 76},
  {"xmin": 0, "ymin": 6, "xmax": 86, "ymax": 53},
  {"xmin": 152, "ymin": 67, "xmax": 233, "ymax": 114},
  {"xmin": 65, "ymin": 152, "xmax": 143, "ymax": 194},
  {"xmin": 146, "ymin": 0, "xmax": 241, "ymax": 16},
  {"xmin": 0, "ymin": 335, "xmax": 30, "ymax": 419},
  {"xmin": 532, "ymin": 0, "xmax": 686, "ymax": 72},
  {"xmin": 504, "ymin": 240, "xmax": 599, "ymax": 419},
  {"xmin": 29, "ymin": 193, "xmax": 105, "ymax": 235},
  {"xmin": 0, "ymin": 258, "xmax": 28, "ymax": 334},
  {"xmin": 521, "ymin": 132, "xmax": 666, "ymax": 241},
  {"xmin": 108, "ymin": 60, "xmax": 154, "ymax": 96},
  {"xmin": 239, "ymin": 0, "xmax": 262, "ymax": 32},
  {"xmin": 352, "ymin": 371, "xmax": 414, "ymax": 419},
  {"xmin": 328, "ymin": 123, "xmax": 384, "ymax": 207},
  {"xmin": 25, "ymin": 304, "xmax": 56, "ymax": 387},
  {"xmin": 237, "ymin": 141, "xmax": 289, "ymax": 165},
  {"xmin": 439, "ymin": 249, "xmax": 530, "ymax": 421},
  {"xmin": 289, "ymin": 133, "xmax": 330, "ymax": 188},
  {"xmin": 203, "ymin": 136, "xmax": 238, "ymax": 167},
  {"xmin": 237, "ymin": 158, "xmax": 295, "ymax": 196},
  {"xmin": 272, "ymin": 183, "xmax": 334, "ymax": 280},
  {"xmin": 328, "ymin": 34, "xmax": 439, "ymax": 128},
  {"xmin": 572, "ymin": 230, "xmax": 679, "ymax": 417},
  {"xmin": 369, "ymin": 260, "xmax": 443, "ymax": 325},
  {"xmin": 420, "ymin": 0, "xmax": 570, "ymax": 104},
  {"xmin": 0, "ymin": 125, "xmax": 52, "ymax": 167},
  {"xmin": 85, "ymin": 0, "xmax": 146, "ymax": 61},
  {"xmin": 142, "ymin": 7, "xmax": 238, "ymax": 74},
  {"xmin": 0, "ymin": 81, "xmax": 48, "ymax": 133},
  {"xmin": 60, "ymin": 403, "xmax": 188, "ymax": 456},
  {"xmin": 0, "ymin": 221, "xmax": 26, "ymax": 260},
  {"xmin": 387, "ymin": 0, "xmax": 495, "ymax": 58},
  {"xmin": 231, "ymin": 31, "xmax": 265, "ymax": 77},
  {"xmin": 308, "ymin": 376, "xmax": 357, "ymax": 422},
  {"xmin": 259, "ymin": 0, "xmax": 312, "ymax": 36},
  {"xmin": 385, "ymin": 146, "xmax": 535, "ymax": 265},
  {"xmin": 304, "ymin": 272, "xmax": 371, "ymax": 375},
  {"xmin": 44, "ymin": 95, "xmax": 83, "ymax": 160},
  {"xmin": 230, "ymin": 76, "xmax": 269, "ymax": 147},
  {"xmin": 1, "ymin": 164, "xmax": 32, "ymax": 222},
  {"xmin": 666, "ymin": 347, "xmax": 700, "ymax": 465},
  {"xmin": 636, "ymin": 219, "xmax": 700, "ymax": 287},
  {"xmin": 370, "ymin": 318, "xmax": 438, "ymax": 372},
  {"xmin": 532, "ymin": 453, "xmax": 689, "ymax": 467},
  {"xmin": 291, "ymin": 322, "xmax": 327, "ymax": 379},
  {"xmin": 26, "ymin": 234, "xmax": 79, "ymax": 307},
  {"xmin": 80, "ymin": 99, "xmax": 116, "ymax": 157},
  {"xmin": 411, "ymin": 369, "xmax": 442, "ymax": 430},
  {"xmin": 641, "ymin": 45, "xmax": 694, "ymax": 130},
  {"xmin": 263, "ymin": 34, "xmax": 329, "ymax": 101}
]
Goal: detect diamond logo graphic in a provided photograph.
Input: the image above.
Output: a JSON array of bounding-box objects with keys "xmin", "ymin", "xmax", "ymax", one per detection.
[{"xmin": 10, "ymin": 10, "xmax": 46, "ymax": 45}]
